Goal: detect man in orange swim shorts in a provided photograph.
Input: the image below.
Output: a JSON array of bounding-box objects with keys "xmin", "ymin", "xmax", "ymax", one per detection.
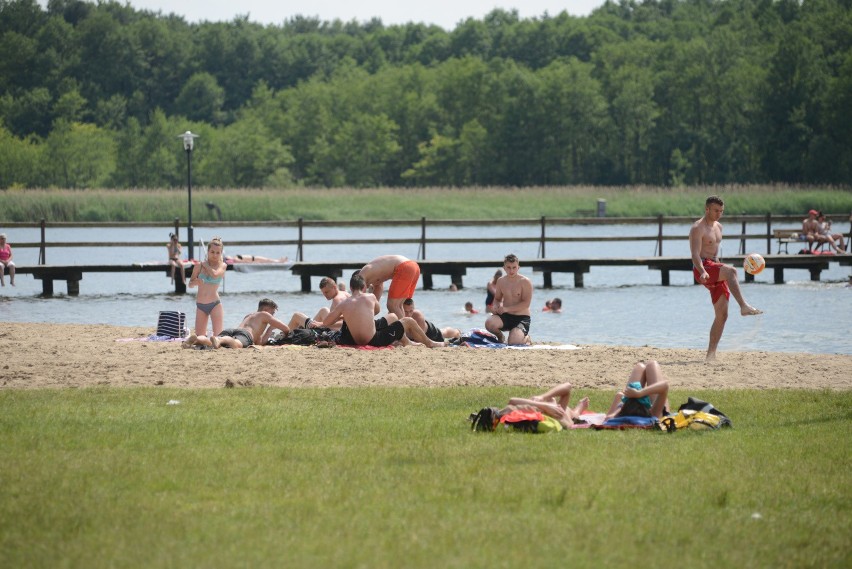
[
  {"xmin": 356, "ymin": 255, "xmax": 421, "ymax": 319},
  {"xmin": 689, "ymin": 195, "xmax": 763, "ymax": 362}
]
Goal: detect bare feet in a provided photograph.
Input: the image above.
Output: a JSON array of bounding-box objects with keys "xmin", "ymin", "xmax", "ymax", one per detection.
[
  {"xmin": 182, "ymin": 333, "xmax": 198, "ymax": 348},
  {"xmin": 211, "ymin": 336, "xmax": 221, "ymax": 349},
  {"xmin": 741, "ymin": 305, "xmax": 763, "ymax": 316}
]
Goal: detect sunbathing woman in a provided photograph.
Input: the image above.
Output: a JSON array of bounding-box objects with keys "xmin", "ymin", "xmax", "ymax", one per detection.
[
  {"xmin": 225, "ymin": 254, "xmax": 289, "ymax": 263},
  {"xmin": 188, "ymin": 237, "xmax": 227, "ymax": 337},
  {"xmin": 502, "ymin": 382, "xmax": 590, "ymax": 429},
  {"xmin": 605, "ymin": 360, "xmax": 670, "ymax": 419}
]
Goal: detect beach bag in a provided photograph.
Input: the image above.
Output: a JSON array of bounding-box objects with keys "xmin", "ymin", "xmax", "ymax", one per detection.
[
  {"xmin": 156, "ymin": 311, "xmax": 187, "ymax": 338},
  {"xmin": 659, "ymin": 397, "xmax": 732, "ymax": 433},
  {"xmin": 469, "ymin": 407, "xmax": 501, "ymax": 432}
]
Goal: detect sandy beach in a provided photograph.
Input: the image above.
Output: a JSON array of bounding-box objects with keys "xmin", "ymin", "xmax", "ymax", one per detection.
[{"xmin": 1, "ymin": 322, "xmax": 849, "ymax": 390}]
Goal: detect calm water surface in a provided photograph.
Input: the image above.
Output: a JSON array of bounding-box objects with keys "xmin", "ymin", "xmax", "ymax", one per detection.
[{"xmin": 1, "ymin": 224, "xmax": 849, "ymax": 355}]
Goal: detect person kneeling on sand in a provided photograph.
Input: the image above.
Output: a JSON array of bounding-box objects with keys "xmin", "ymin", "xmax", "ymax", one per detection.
[
  {"xmin": 183, "ymin": 298, "xmax": 290, "ymax": 349},
  {"xmin": 321, "ymin": 273, "xmax": 445, "ymax": 348}
]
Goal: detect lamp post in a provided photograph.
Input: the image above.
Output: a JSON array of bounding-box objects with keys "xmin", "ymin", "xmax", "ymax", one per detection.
[{"xmin": 178, "ymin": 131, "xmax": 199, "ymax": 259}]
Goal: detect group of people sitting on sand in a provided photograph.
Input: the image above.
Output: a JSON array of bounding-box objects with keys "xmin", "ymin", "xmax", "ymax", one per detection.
[{"xmin": 181, "ymin": 237, "xmax": 533, "ymax": 350}]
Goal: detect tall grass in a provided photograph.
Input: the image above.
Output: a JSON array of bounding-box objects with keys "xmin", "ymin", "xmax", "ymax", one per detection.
[
  {"xmin": 0, "ymin": 387, "xmax": 849, "ymax": 568},
  {"xmin": 1, "ymin": 185, "xmax": 850, "ymax": 223}
]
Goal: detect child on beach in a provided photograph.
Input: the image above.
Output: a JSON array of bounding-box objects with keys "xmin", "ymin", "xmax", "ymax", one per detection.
[{"xmin": 188, "ymin": 237, "xmax": 227, "ymax": 337}]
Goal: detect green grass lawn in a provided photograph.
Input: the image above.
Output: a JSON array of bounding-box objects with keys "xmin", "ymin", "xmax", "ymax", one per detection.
[{"xmin": 1, "ymin": 388, "xmax": 849, "ymax": 568}]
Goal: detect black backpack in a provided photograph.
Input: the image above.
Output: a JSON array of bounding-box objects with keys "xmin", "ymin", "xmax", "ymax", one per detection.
[
  {"xmin": 469, "ymin": 407, "xmax": 500, "ymax": 432},
  {"xmin": 267, "ymin": 328, "xmax": 319, "ymax": 346}
]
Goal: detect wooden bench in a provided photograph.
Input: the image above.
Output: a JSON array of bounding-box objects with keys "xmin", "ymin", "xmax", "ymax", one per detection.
[{"xmin": 774, "ymin": 229, "xmax": 804, "ymax": 254}]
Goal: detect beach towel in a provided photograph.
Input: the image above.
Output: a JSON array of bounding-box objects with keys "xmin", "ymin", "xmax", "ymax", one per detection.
[
  {"xmin": 452, "ymin": 329, "xmax": 580, "ymax": 350},
  {"xmin": 594, "ymin": 416, "xmax": 659, "ymax": 430}
]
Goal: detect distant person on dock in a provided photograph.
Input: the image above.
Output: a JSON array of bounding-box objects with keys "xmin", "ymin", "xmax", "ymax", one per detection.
[
  {"xmin": 188, "ymin": 237, "xmax": 227, "ymax": 337},
  {"xmin": 802, "ymin": 209, "xmax": 821, "ymax": 251},
  {"xmin": 225, "ymin": 254, "xmax": 290, "ymax": 263},
  {"xmin": 0, "ymin": 233, "xmax": 15, "ymax": 287},
  {"xmin": 322, "ymin": 273, "xmax": 445, "ymax": 348},
  {"xmin": 356, "ymin": 255, "xmax": 420, "ymax": 320},
  {"xmin": 689, "ymin": 195, "xmax": 762, "ymax": 362},
  {"xmin": 816, "ymin": 212, "xmax": 847, "ymax": 253},
  {"xmin": 184, "ymin": 298, "xmax": 290, "ymax": 349},
  {"xmin": 484, "ymin": 254, "xmax": 533, "ymax": 345},
  {"xmin": 542, "ymin": 298, "xmax": 562, "ymax": 313},
  {"xmin": 167, "ymin": 233, "xmax": 185, "ymax": 285},
  {"xmin": 485, "ymin": 269, "xmax": 502, "ymax": 313},
  {"xmin": 403, "ymin": 298, "xmax": 461, "ymax": 342},
  {"xmin": 287, "ymin": 277, "xmax": 350, "ymax": 331}
]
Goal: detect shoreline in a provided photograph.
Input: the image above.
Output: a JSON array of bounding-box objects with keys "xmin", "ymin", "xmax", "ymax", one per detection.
[{"xmin": 1, "ymin": 322, "xmax": 849, "ymax": 390}]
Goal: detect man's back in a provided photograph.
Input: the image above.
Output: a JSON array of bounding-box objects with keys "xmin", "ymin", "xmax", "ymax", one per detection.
[{"xmin": 336, "ymin": 293, "xmax": 380, "ymax": 344}]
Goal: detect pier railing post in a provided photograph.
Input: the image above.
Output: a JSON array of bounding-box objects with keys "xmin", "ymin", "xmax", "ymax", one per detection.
[
  {"xmin": 39, "ymin": 218, "xmax": 46, "ymax": 264},
  {"xmin": 418, "ymin": 217, "xmax": 426, "ymax": 260},
  {"xmin": 740, "ymin": 221, "xmax": 746, "ymax": 255},
  {"xmin": 538, "ymin": 216, "xmax": 546, "ymax": 259},
  {"xmin": 297, "ymin": 218, "xmax": 304, "ymax": 261},
  {"xmin": 655, "ymin": 215, "xmax": 663, "ymax": 256}
]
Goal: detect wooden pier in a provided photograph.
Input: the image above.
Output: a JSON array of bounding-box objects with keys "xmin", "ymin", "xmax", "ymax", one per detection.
[{"xmin": 10, "ymin": 254, "xmax": 849, "ymax": 296}]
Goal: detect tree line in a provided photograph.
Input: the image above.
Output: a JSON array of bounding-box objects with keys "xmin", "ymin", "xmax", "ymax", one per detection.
[{"xmin": 1, "ymin": 0, "xmax": 850, "ymax": 189}]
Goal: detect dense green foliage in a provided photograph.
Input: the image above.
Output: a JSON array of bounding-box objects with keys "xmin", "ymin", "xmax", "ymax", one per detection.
[
  {"xmin": 2, "ymin": 185, "xmax": 851, "ymax": 222},
  {"xmin": 0, "ymin": 387, "xmax": 849, "ymax": 567},
  {"xmin": 1, "ymin": 0, "xmax": 851, "ymax": 189}
]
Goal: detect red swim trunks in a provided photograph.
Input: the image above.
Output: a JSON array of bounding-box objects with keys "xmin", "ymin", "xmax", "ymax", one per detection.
[
  {"xmin": 693, "ymin": 258, "xmax": 730, "ymax": 305},
  {"xmin": 388, "ymin": 259, "xmax": 421, "ymax": 299}
]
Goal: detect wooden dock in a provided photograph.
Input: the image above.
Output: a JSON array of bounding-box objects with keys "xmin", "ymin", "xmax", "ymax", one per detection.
[{"xmin": 10, "ymin": 254, "xmax": 848, "ymax": 296}]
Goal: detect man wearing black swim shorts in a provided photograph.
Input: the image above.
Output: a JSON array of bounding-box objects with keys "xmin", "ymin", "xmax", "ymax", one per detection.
[
  {"xmin": 322, "ymin": 273, "xmax": 446, "ymax": 348},
  {"xmin": 338, "ymin": 316, "xmax": 406, "ymax": 348},
  {"xmin": 485, "ymin": 254, "xmax": 533, "ymax": 345}
]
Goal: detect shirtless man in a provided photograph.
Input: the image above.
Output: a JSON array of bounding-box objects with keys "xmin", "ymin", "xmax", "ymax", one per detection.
[
  {"xmin": 402, "ymin": 298, "xmax": 461, "ymax": 342},
  {"xmin": 357, "ymin": 255, "xmax": 420, "ymax": 320},
  {"xmin": 484, "ymin": 254, "xmax": 533, "ymax": 345},
  {"xmin": 802, "ymin": 209, "xmax": 821, "ymax": 251},
  {"xmin": 287, "ymin": 277, "xmax": 350, "ymax": 331},
  {"xmin": 322, "ymin": 273, "xmax": 444, "ymax": 348},
  {"xmin": 689, "ymin": 195, "xmax": 762, "ymax": 362},
  {"xmin": 184, "ymin": 298, "xmax": 290, "ymax": 349}
]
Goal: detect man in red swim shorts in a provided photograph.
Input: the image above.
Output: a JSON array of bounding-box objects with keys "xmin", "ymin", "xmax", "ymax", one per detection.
[
  {"xmin": 356, "ymin": 255, "xmax": 421, "ymax": 319},
  {"xmin": 689, "ymin": 195, "xmax": 763, "ymax": 362}
]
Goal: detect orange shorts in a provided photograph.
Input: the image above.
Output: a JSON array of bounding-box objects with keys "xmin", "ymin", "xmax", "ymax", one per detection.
[
  {"xmin": 693, "ymin": 258, "xmax": 730, "ymax": 305},
  {"xmin": 387, "ymin": 260, "xmax": 420, "ymax": 299}
]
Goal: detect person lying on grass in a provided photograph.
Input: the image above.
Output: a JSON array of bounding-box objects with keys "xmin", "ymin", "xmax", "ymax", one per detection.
[{"xmin": 605, "ymin": 359, "xmax": 670, "ymax": 419}]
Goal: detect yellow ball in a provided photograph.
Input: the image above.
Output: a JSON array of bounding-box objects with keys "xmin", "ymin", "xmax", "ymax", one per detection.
[{"xmin": 744, "ymin": 253, "xmax": 765, "ymax": 275}]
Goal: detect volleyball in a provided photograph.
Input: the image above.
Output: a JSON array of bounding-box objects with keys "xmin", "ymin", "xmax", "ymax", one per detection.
[{"xmin": 743, "ymin": 253, "xmax": 765, "ymax": 275}]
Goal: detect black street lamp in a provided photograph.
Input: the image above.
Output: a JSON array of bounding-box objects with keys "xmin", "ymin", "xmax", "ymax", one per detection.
[{"xmin": 179, "ymin": 131, "xmax": 199, "ymax": 259}]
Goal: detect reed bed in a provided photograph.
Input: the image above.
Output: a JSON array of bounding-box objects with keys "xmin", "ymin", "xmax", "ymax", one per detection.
[{"xmin": 1, "ymin": 185, "xmax": 850, "ymax": 223}]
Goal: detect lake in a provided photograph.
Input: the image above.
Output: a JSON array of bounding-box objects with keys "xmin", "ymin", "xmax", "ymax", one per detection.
[{"xmin": 1, "ymin": 223, "xmax": 850, "ymax": 355}]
